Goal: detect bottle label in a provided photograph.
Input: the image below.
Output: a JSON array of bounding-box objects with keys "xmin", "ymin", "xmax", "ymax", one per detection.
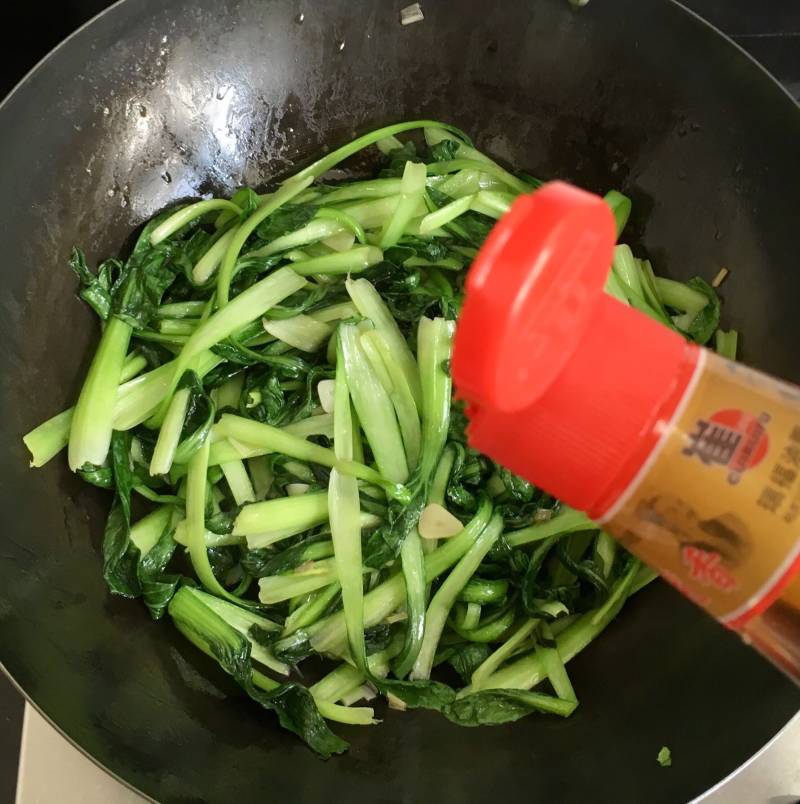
[{"xmin": 602, "ymin": 350, "xmax": 800, "ymax": 627}]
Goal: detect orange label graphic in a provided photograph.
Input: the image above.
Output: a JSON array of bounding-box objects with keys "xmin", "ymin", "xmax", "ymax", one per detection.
[{"xmin": 604, "ymin": 351, "xmax": 800, "ymax": 624}]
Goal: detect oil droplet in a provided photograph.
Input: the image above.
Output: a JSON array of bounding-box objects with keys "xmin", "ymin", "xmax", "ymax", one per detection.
[
  {"xmin": 106, "ymin": 188, "xmax": 115, "ymax": 197},
  {"xmin": 337, "ymin": 40, "xmax": 345, "ymax": 52},
  {"xmin": 102, "ymin": 107, "xmax": 110, "ymax": 116},
  {"xmin": 155, "ymin": 59, "xmax": 163, "ymax": 67},
  {"xmin": 85, "ymin": 167, "xmax": 92, "ymax": 175},
  {"xmin": 161, "ymin": 171, "xmax": 172, "ymax": 184},
  {"xmin": 295, "ymin": 12, "xmax": 305, "ymax": 23},
  {"xmin": 161, "ymin": 35, "xmax": 168, "ymax": 43}
]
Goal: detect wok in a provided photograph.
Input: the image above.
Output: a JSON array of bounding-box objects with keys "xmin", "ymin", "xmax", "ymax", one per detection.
[{"xmin": 1, "ymin": 0, "xmax": 799, "ymax": 801}]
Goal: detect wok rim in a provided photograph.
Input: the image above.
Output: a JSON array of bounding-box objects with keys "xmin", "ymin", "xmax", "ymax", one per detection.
[{"xmin": 0, "ymin": 0, "xmax": 798, "ymax": 799}]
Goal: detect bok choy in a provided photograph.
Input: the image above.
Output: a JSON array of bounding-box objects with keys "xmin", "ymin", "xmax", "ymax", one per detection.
[{"xmin": 23, "ymin": 121, "xmax": 729, "ymax": 755}]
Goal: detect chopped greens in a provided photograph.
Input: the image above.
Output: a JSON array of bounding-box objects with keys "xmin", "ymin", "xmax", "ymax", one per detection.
[
  {"xmin": 657, "ymin": 746, "xmax": 673, "ymax": 767},
  {"xmin": 23, "ymin": 120, "xmax": 724, "ymax": 755}
]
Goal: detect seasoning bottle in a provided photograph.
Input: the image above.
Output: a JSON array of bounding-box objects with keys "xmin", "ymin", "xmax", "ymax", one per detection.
[{"xmin": 452, "ymin": 181, "xmax": 800, "ymax": 681}]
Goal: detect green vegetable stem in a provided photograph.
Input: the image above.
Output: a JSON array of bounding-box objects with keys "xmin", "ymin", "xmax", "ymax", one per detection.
[{"xmin": 23, "ymin": 121, "xmax": 727, "ymax": 755}]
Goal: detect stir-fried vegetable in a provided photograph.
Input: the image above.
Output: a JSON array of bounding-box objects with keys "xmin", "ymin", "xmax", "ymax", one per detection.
[{"xmin": 23, "ymin": 121, "xmax": 731, "ymax": 755}]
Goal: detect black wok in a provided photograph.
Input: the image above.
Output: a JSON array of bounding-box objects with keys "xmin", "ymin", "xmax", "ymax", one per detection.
[{"xmin": 1, "ymin": 0, "xmax": 799, "ymax": 801}]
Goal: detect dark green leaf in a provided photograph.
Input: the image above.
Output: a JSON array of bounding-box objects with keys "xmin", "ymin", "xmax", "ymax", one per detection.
[
  {"xmin": 498, "ymin": 468, "xmax": 536, "ymax": 503},
  {"xmin": 206, "ymin": 546, "xmax": 242, "ymax": 588},
  {"xmin": 262, "ymin": 283, "xmax": 335, "ymax": 320},
  {"xmin": 555, "ymin": 540, "xmax": 609, "ymax": 603},
  {"xmin": 426, "ymin": 186, "xmax": 452, "ymax": 209},
  {"xmin": 243, "ymin": 536, "xmax": 333, "ymax": 578},
  {"xmin": 377, "ymin": 678, "xmax": 456, "ymax": 711},
  {"xmin": 272, "ymin": 630, "xmax": 314, "ymax": 664},
  {"xmin": 383, "ymin": 245, "xmax": 416, "ymax": 266},
  {"xmin": 205, "ymin": 508, "xmax": 240, "ymax": 536},
  {"xmin": 444, "ymin": 442, "xmax": 488, "ymax": 516},
  {"xmin": 358, "ymin": 490, "xmax": 388, "ymax": 518},
  {"xmin": 240, "ymin": 547, "xmax": 272, "ymax": 577},
  {"xmin": 171, "ymin": 371, "xmax": 216, "ymax": 465},
  {"xmin": 683, "ymin": 277, "xmax": 721, "ymax": 345},
  {"xmin": 248, "ymin": 624, "xmax": 280, "ymax": 649},
  {"xmin": 228, "ymin": 253, "xmax": 285, "ymax": 294},
  {"xmin": 212, "ymin": 339, "xmax": 310, "ymax": 377},
  {"xmin": 246, "ymin": 681, "xmax": 348, "ymax": 758},
  {"xmin": 101, "ymin": 430, "xmax": 140, "ymax": 598},
  {"xmin": 69, "ymin": 247, "xmax": 118, "ymax": 320},
  {"xmin": 169, "ymin": 588, "xmax": 344, "ymax": 757},
  {"xmin": 363, "ymin": 493, "xmax": 425, "ymax": 568},
  {"xmin": 446, "ymin": 210, "xmax": 495, "ymax": 247},
  {"xmin": 203, "ymin": 362, "xmax": 246, "ymax": 391},
  {"xmin": 385, "ymin": 237, "xmax": 451, "ymax": 267},
  {"xmin": 364, "ymin": 623, "xmax": 394, "ymax": 655},
  {"xmin": 136, "ymin": 341, "xmax": 174, "ymax": 370},
  {"xmin": 521, "ymin": 536, "xmax": 559, "ymax": 617},
  {"xmin": 446, "ymin": 643, "xmax": 491, "ymax": 685},
  {"xmin": 138, "ymin": 526, "xmax": 180, "ymax": 620},
  {"xmin": 360, "ymin": 260, "xmax": 442, "ymax": 323},
  {"xmin": 380, "ymin": 141, "xmax": 421, "ymax": 177},
  {"xmin": 443, "ymin": 689, "xmax": 577, "ymax": 726},
  {"xmin": 111, "ymin": 216, "xmax": 185, "ymax": 331},
  {"xmin": 78, "ymin": 464, "xmax": 113, "ymax": 489},
  {"xmin": 101, "ymin": 498, "xmax": 141, "ymax": 598},
  {"xmin": 429, "ymin": 139, "xmax": 460, "ymax": 162},
  {"xmin": 242, "ymin": 372, "xmax": 286, "ymax": 425}
]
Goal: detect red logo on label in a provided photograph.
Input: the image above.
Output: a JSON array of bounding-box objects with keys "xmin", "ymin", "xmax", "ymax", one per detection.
[
  {"xmin": 682, "ymin": 408, "xmax": 770, "ymax": 483},
  {"xmin": 681, "ymin": 546, "xmax": 737, "ymax": 591}
]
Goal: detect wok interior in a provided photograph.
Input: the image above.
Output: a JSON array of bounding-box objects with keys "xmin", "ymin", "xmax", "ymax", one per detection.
[{"xmin": 0, "ymin": 0, "xmax": 799, "ymax": 801}]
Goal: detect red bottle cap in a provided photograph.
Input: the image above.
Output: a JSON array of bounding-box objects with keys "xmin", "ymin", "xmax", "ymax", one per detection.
[{"xmin": 453, "ymin": 182, "xmax": 700, "ymax": 518}]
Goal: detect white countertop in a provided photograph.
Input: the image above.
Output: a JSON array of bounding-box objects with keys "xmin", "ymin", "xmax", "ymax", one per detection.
[{"xmin": 16, "ymin": 706, "xmax": 143, "ymax": 804}]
